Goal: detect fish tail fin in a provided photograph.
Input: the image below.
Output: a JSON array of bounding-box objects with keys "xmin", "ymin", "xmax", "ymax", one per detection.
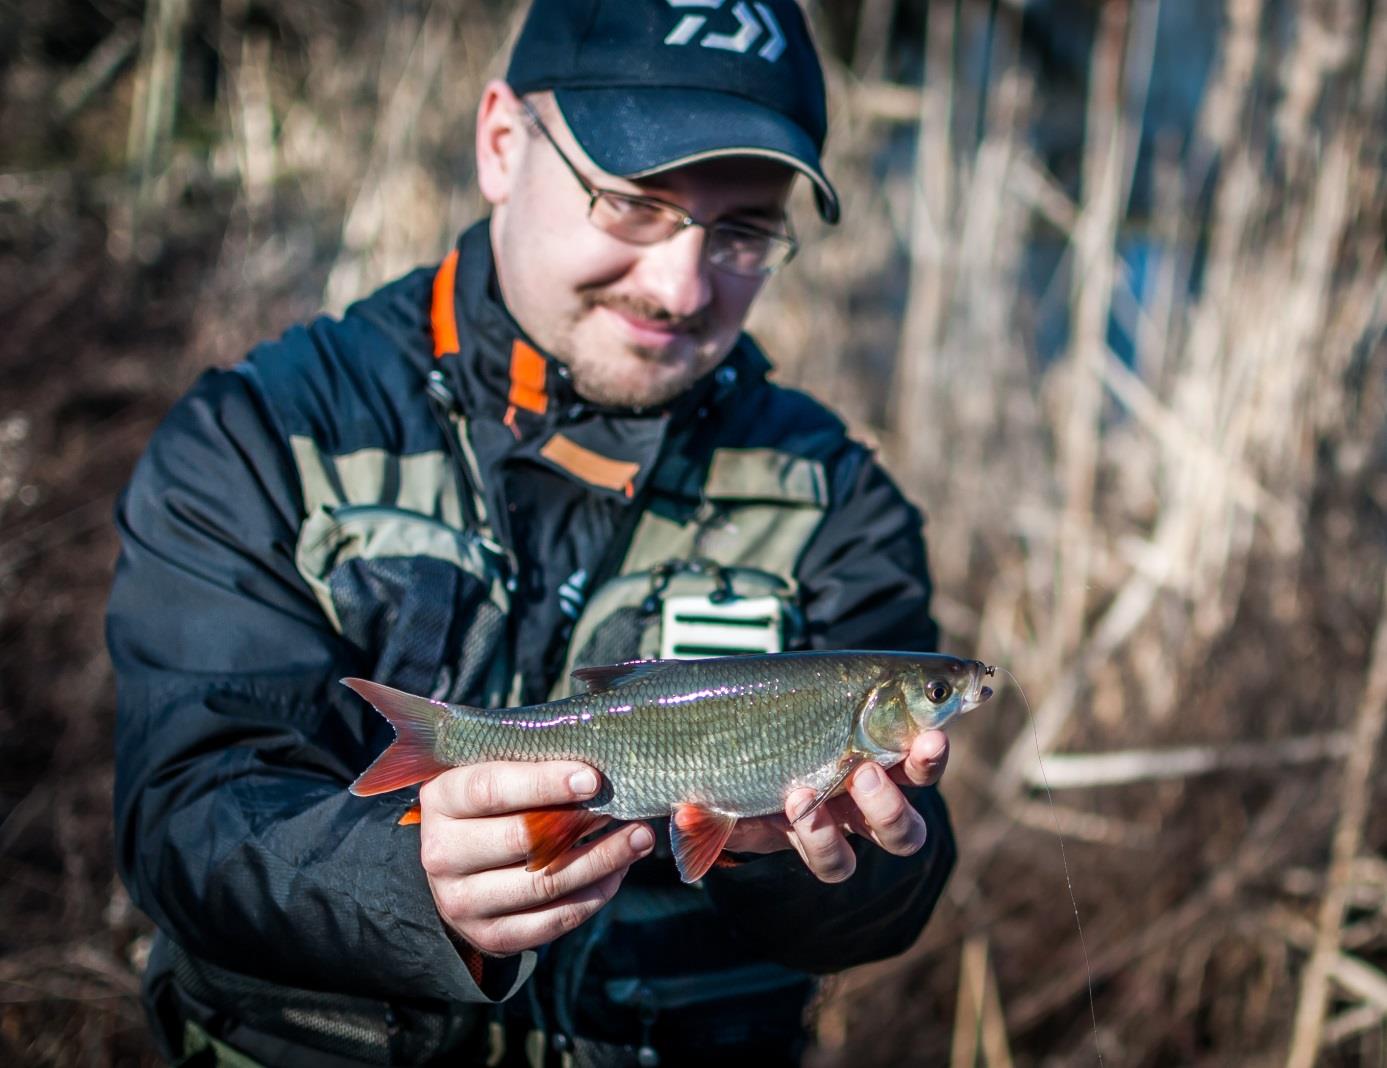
[{"xmin": 343, "ymin": 678, "xmax": 452, "ymax": 796}]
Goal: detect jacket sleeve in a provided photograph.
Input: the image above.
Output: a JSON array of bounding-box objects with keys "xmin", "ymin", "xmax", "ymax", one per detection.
[
  {"xmin": 701, "ymin": 443, "xmax": 956, "ymax": 973},
  {"xmin": 108, "ymin": 365, "xmax": 531, "ymax": 1004}
]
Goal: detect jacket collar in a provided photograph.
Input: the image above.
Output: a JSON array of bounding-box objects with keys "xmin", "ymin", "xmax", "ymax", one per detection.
[{"xmin": 431, "ymin": 219, "xmax": 768, "ymax": 501}]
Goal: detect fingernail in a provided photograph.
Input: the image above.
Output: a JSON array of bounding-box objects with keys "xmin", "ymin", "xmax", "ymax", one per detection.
[
  {"xmin": 629, "ymin": 825, "xmax": 654, "ymax": 854},
  {"xmin": 570, "ymin": 769, "xmax": 599, "ymax": 796},
  {"xmin": 858, "ymin": 764, "xmax": 885, "ymax": 793},
  {"xmin": 789, "ymin": 793, "xmax": 815, "ymax": 821}
]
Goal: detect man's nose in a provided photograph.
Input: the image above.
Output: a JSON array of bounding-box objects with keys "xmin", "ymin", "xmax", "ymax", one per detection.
[{"xmin": 634, "ymin": 225, "xmax": 713, "ymax": 320}]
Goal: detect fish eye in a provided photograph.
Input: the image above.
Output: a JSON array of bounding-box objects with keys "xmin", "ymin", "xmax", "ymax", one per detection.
[{"xmin": 926, "ymin": 679, "xmax": 952, "ymax": 703}]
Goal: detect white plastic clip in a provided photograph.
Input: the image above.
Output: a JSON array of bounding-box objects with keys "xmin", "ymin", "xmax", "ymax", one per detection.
[{"xmin": 659, "ymin": 594, "xmax": 783, "ymax": 659}]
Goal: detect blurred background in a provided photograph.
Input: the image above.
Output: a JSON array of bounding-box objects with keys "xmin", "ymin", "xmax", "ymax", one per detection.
[{"xmin": 1, "ymin": 0, "xmax": 1384, "ymax": 1064}]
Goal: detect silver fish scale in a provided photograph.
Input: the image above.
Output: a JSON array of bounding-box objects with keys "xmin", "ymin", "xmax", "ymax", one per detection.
[{"xmin": 433, "ymin": 654, "xmax": 889, "ymax": 819}]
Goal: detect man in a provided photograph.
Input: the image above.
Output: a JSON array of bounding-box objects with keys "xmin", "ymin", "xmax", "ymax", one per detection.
[{"xmin": 110, "ymin": 2, "xmax": 956, "ymax": 1064}]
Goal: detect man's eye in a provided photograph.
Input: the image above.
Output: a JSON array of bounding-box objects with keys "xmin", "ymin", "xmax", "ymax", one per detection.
[
  {"xmin": 607, "ymin": 196, "xmax": 665, "ymax": 223},
  {"xmin": 717, "ymin": 228, "xmax": 771, "ymax": 252}
]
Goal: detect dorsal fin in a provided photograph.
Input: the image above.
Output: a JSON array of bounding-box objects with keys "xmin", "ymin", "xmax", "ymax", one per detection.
[{"xmin": 571, "ymin": 659, "xmax": 680, "ymax": 694}]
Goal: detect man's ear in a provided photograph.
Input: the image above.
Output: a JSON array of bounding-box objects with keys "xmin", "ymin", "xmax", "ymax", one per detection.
[{"xmin": 476, "ymin": 80, "xmax": 525, "ymax": 206}]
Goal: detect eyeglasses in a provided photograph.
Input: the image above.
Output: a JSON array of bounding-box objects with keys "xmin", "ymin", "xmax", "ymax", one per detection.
[{"xmin": 520, "ymin": 100, "xmax": 798, "ymax": 277}]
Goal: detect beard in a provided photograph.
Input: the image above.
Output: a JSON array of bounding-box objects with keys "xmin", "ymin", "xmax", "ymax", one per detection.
[
  {"xmin": 563, "ymin": 356, "xmax": 691, "ymax": 409},
  {"xmin": 550, "ymin": 290, "xmax": 724, "ymax": 409}
]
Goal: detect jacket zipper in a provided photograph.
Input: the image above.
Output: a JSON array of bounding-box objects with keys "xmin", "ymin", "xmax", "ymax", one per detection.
[{"xmin": 425, "ymin": 368, "xmax": 518, "ymax": 590}]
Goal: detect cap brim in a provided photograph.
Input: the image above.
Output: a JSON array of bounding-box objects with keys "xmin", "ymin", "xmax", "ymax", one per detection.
[{"xmin": 555, "ymin": 87, "xmax": 840, "ymax": 224}]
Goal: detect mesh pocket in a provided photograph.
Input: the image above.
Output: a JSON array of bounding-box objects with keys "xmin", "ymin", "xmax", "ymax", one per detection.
[
  {"xmin": 329, "ymin": 557, "xmax": 506, "ymax": 704},
  {"xmin": 296, "ymin": 504, "xmax": 513, "ymax": 706},
  {"xmin": 168, "ymin": 941, "xmax": 471, "ymax": 1065},
  {"xmin": 172, "ymin": 944, "xmax": 391, "ymax": 1063},
  {"xmin": 569, "ymin": 604, "xmax": 653, "ymax": 672}
]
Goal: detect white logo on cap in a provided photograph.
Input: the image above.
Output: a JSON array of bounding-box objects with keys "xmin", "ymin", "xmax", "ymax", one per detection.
[{"xmin": 663, "ymin": 0, "xmax": 786, "ymax": 62}]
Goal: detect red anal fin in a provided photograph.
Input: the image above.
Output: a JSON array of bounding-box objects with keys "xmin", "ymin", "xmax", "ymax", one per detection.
[
  {"xmin": 343, "ymin": 678, "xmax": 452, "ymax": 796},
  {"xmin": 712, "ymin": 852, "xmax": 746, "ymax": 870},
  {"xmin": 523, "ymin": 808, "xmax": 603, "ymax": 872},
  {"xmin": 670, "ymin": 804, "xmax": 739, "ymax": 884},
  {"xmin": 398, "ymin": 803, "xmax": 422, "ymax": 826}
]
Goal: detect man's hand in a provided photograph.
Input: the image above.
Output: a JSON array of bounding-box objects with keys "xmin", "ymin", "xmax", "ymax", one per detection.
[
  {"xmin": 417, "ymin": 761, "xmax": 654, "ymax": 957},
  {"xmin": 724, "ymin": 729, "xmax": 949, "ymax": 883}
]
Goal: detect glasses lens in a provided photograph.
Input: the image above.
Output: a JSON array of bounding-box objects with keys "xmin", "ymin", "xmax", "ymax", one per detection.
[
  {"xmin": 707, "ymin": 225, "xmax": 795, "ymax": 276},
  {"xmin": 590, "ymin": 193, "xmax": 683, "ymax": 244},
  {"xmin": 589, "ymin": 192, "xmax": 797, "ymax": 276}
]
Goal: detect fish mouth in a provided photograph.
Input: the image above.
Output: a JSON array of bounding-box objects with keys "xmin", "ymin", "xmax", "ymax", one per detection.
[{"xmin": 964, "ymin": 661, "xmax": 996, "ymax": 711}]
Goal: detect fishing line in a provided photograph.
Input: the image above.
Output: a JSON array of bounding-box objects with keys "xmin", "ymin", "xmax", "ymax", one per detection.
[{"xmin": 998, "ymin": 666, "xmax": 1104, "ymax": 1065}]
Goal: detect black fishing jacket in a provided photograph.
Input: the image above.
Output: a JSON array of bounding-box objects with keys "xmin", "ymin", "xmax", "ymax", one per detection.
[{"xmin": 109, "ymin": 220, "xmax": 955, "ymax": 1066}]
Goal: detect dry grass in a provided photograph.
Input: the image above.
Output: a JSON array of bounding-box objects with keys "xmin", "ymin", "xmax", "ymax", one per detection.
[{"xmin": 0, "ymin": 0, "xmax": 1384, "ymax": 1064}]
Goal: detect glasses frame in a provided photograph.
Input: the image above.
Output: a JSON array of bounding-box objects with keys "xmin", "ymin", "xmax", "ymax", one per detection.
[{"xmin": 519, "ymin": 99, "xmax": 798, "ymax": 277}]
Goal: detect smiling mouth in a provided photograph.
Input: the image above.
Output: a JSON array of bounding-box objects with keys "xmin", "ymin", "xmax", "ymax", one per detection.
[{"xmin": 602, "ymin": 305, "xmax": 691, "ymax": 339}]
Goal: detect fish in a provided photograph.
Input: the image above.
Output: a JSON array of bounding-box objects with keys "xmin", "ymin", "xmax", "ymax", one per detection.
[{"xmin": 344, "ymin": 651, "xmax": 994, "ymax": 883}]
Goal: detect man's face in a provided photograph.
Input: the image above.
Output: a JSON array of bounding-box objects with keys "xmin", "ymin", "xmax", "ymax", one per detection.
[{"xmin": 481, "ymin": 89, "xmax": 795, "ymax": 409}]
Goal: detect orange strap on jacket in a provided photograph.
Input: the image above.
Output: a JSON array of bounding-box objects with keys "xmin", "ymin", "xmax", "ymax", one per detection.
[
  {"xmin": 540, "ymin": 434, "xmax": 638, "ymax": 494},
  {"xmin": 507, "ymin": 340, "xmax": 547, "ymax": 415},
  {"xmin": 428, "ymin": 251, "xmax": 633, "ymax": 495},
  {"xmin": 431, "ymin": 251, "xmax": 548, "ymax": 419},
  {"xmin": 431, "ymin": 250, "xmax": 460, "ymax": 358}
]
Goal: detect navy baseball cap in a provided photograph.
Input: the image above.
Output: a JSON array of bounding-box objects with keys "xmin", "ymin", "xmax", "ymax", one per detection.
[{"xmin": 506, "ymin": 0, "xmax": 840, "ymax": 223}]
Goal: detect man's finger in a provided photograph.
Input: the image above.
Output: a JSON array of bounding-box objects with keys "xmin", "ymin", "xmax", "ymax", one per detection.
[
  {"xmin": 466, "ymin": 868, "xmax": 629, "ymax": 957},
  {"xmin": 847, "ymin": 764, "xmax": 927, "ymax": 856},
  {"xmin": 785, "ymin": 789, "xmax": 856, "ymax": 884},
  {"xmin": 463, "ymin": 823, "xmax": 654, "ymax": 917},
  {"xmin": 725, "ymin": 812, "xmax": 795, "ymax": 855},
  {"xmin": 889, "ymin": 730, "xmax": 949, "ymax": 787},
  {"xmin": 421, "ymin": 761, "xmax": 602, "ymax": 818}
]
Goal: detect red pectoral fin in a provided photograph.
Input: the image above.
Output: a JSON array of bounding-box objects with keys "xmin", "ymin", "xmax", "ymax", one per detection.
[
  {"xmin": 523, "ymin": 808, "xmax": 603, "ymax": 872},
  {"xmin": 793, "ymin": 753, "xmax": 869, "ymax": 824},
  {"xmin": 670, "ymin": 804, "xmax": 739, "ymax": 884},
  {"xmin": 397, "ymin": 803, "xmax": 422, "ymax": 826}
]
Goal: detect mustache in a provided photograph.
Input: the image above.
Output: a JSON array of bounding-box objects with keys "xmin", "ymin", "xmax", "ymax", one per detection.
[{"xmin": 581, "ymin": 291, "xmax": 707, "ymax": 335}]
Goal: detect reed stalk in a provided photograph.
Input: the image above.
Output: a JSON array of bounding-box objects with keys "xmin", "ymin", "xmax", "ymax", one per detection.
[
  {"xmin": 125, "ymin": 0, "xmax": 190, "ymax": 217},
  {"xmin": 1286, "ymin": 570, "xmax": 1387, "ymax": 1065}
]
